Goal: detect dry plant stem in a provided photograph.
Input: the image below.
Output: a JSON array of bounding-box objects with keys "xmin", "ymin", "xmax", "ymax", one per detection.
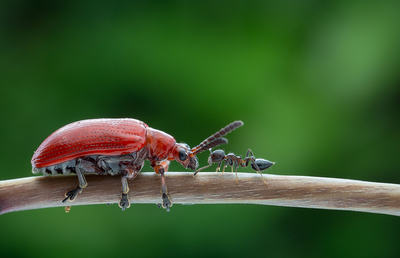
[{"xmin": 1, "ymin": 172, "xmax": 400, "ymax": 216}]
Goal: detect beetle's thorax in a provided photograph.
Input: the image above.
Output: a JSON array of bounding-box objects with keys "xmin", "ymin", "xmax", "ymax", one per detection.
[{"xmin": 145, "ymin": 127, "xmax": 176, "ymax": 163}]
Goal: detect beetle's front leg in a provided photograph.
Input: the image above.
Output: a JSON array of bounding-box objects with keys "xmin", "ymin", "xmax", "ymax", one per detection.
[
  {"xmin": 160, "ymin": 160, "xmax": 170, "ymax": 172},
  {"xmin": 153, "ymin": 164, "xmax": 172, "ymax": 212}
]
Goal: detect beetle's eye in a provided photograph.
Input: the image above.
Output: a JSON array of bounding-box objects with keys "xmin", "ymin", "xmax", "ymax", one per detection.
[{"xmin": 179, "ymin": 149, "xmax": 187, "ymax": 161}]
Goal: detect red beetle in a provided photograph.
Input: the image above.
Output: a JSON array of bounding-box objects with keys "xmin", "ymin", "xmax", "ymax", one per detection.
[{"xmin": 31, "ymin": 118, "xmax": 243, "ymax": 211}]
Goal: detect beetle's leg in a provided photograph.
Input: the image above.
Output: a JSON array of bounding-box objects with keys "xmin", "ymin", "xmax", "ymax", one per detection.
[
  {"xmin": 119, "ymin": 166, "xmax": 139, "ymax": 211},
  {"xmin": 119, "ymin": 175, "xmax": 130, "ymax": 211},
  {"xmin": 160, "ymin": 168, "xmax": 172, "ymax": 212},
  {"xmin": 62, "ymin": 162, "xmax": 88, "ymax": 203},
  {"xmin": 161, "ymin": 160, "xmax": 170, "ymax": 172},
  {"xmin": 153, "ymin": 164, "xmax": 172, "ymax": 212}
]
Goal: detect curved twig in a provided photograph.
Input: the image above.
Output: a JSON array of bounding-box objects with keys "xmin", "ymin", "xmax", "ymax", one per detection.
[{"xmin": 1, "ymin": 172, "xmax": 400, "ymax": 216}]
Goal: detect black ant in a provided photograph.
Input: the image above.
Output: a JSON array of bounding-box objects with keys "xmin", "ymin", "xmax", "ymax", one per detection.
[{"xmin": 194, "ymin": 149, "xmax": 274, "ymax": 185}]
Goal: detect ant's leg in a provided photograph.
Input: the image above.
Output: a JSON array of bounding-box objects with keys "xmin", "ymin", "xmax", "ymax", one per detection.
[
  {"xmin": 219, "ymin": 160, "xmax": 232, "ymax": 175},
  {"xmin": 244, "ymin": 149, "xmax": 269, "ymax": 185},
  {"xmin": 246, "ymin": 149, "xmax": 254, "ymax": 156},
  {"xmin": 252, "ymin": 159, "xmax": 268, "ymax": 185},
  {"xmin": 216, "ymin": 161, "xmax": 224, "ymax": 173},
  {"xmin": 62, "ymin": 159, "xmax": 89, "ymax": 203},
  {"xmin": 243, "ymin": 149, "xmax": 256, "ymax": 167},
  {"xmin": 221, "ymin": 154, "xmax": 235, "ymax": 174},
  {"xmin": 153, "ymin": 165, "xmax": 172, "ymax": 212},
  {"xmin": 194, "ymin": 164, "xmax": 212, "ymax": 176},
  {"xmin": 242, "ymin": 149, "xmax": 256, "ymax": 169},
  {"xmin": 233, "ymin": 162, "xmax": 239, "ymax": 184},
  {"xmin": 194, "ymin": 160, "xmax": 213, "ymax": 176}
]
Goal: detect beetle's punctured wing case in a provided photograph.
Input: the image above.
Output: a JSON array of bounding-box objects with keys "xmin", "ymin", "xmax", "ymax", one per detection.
[{"xmin": 31, "ymin": 118, "xmax": 148, "ymax": 167}]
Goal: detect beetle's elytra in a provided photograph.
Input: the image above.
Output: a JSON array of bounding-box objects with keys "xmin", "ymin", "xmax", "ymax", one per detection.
[{"xmin": 31, "ymin": 118, "xmax": 243, "ymax": 211}]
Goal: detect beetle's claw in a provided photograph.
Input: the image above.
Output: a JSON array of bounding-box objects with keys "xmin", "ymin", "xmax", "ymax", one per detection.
[
  {"xmin": 161, "ymin": 193, "xmax": 172, "ymax": 212},
  {"xmin": 62, "ymin": 186, "xmax": 82, "ymax": 203},
  {"xmin": 119, "ymin": 193, "xmax": 130, "ymax": 211}
]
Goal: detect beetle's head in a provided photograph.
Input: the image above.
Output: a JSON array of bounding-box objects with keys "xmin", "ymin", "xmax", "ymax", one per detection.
[
  {"xmin": 172, "ymin": 143, "xmax": 198, "ymax": 170},
  {"xmin": 172, "ymin": 121, "xmax": 244, "ymax": 171}
]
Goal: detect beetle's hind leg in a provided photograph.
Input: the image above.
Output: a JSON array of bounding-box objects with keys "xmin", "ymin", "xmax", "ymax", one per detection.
[
  {"xmin": 62, "ymin": 158, "xmax": 94, "ymax": 203},
  {"xmin": 62, "ymin": 186, "xmax": 83, "ymax": 203},
  {"xmin": 62, "ymin": 165, "xmax": 88, "ymax": 203}
]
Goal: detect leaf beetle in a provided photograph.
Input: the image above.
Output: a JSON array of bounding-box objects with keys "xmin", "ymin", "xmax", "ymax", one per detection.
[{"xmin": 31, "ymin": 118, "xmax": 243, "ymax": 211}]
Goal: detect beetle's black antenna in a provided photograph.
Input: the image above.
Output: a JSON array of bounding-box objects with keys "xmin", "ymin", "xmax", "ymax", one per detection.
[
  {"xmin": 199, "ymin": 137, "xmax": 228, "ymax": 152},
  {"xmin": 190, "ymin": 121, "xmax": 243, "ymax": 155}
]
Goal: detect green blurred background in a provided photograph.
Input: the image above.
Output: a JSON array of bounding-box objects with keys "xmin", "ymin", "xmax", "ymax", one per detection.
[{"xmin": 1, "ymin": 1, "xmax": 400, "ymax": 257}]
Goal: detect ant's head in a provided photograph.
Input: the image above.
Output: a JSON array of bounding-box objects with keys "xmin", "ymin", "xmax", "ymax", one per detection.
[{"xmin": 209, "ymin": 149, "xmax": 226, "ymax": 163}]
